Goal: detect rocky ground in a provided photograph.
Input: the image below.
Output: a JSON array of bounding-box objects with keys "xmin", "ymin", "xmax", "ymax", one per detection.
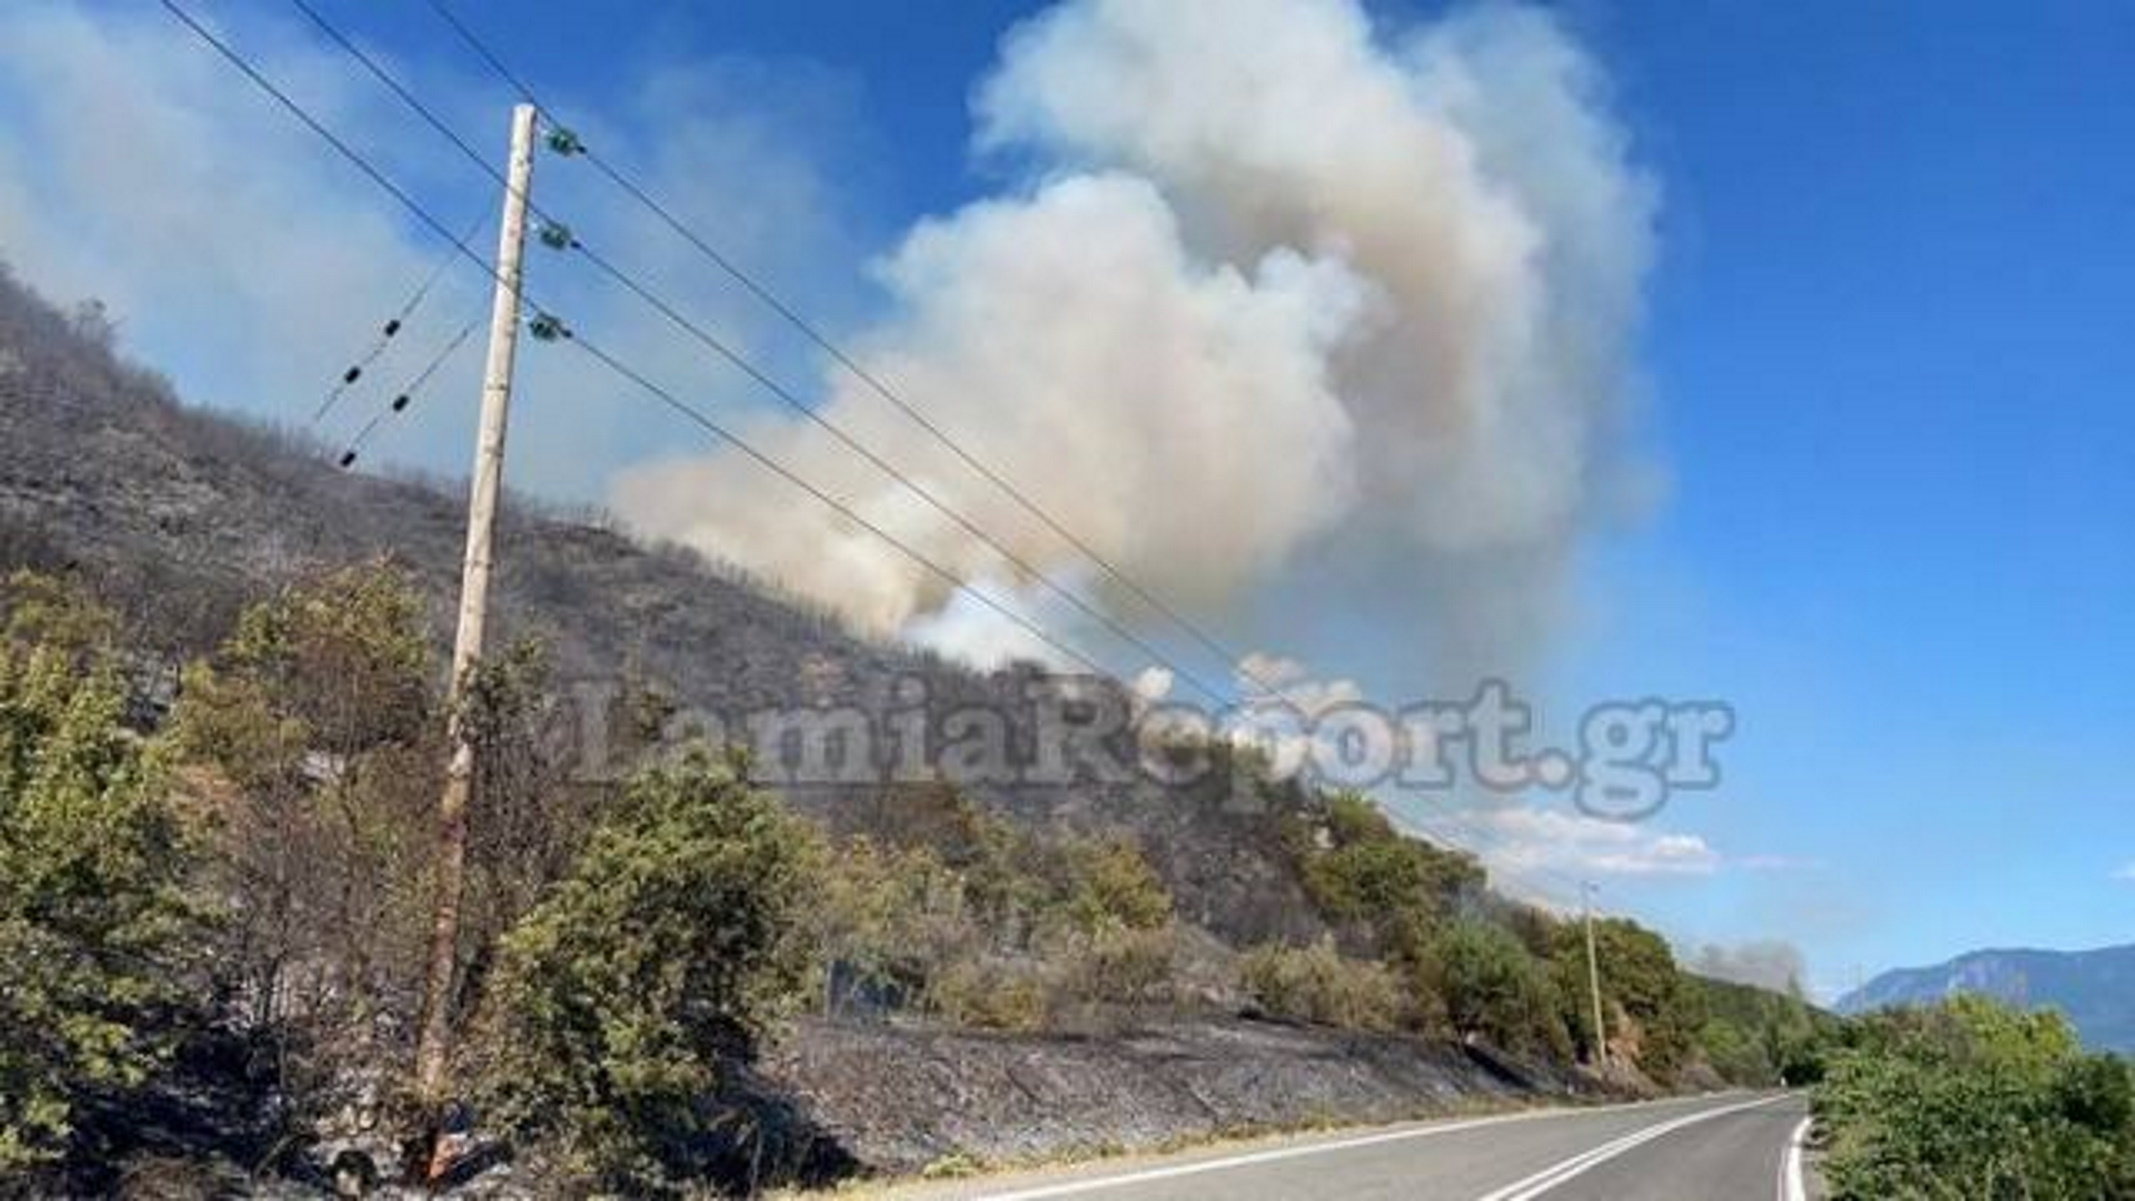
[
  {"xmin": 80, "ymin": 1015, "xmax": 1621, "ymax": 1198},
  {"xmin": 762, "ymin": 1015, "xmax": 1612, "ymax": 1180}
]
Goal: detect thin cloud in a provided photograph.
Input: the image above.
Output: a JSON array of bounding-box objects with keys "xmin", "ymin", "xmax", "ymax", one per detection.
[
  {"xmin": 1451, "ymin": 803, "xmax": 1815, "ymax": 885},
  {"xmin": 1735, "ymin": 853, "xmax": 1825, "ymax": 873},
  {"xmin": 1468, "ymin": 805, "xmax": 1723, "ymax": 878},
  {"xmin": 1235, "ymin": 651, "xmax": 1365, "ymax": 717}
]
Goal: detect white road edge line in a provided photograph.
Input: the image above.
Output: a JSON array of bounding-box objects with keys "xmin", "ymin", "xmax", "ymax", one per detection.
[
  {"xmin": 1473, "ymin": 1093, "xmax": 1791, "ymax": 1201},
  {"xmin": 965, "ymin": 1093, "xmax": 1744, "ymax": 1201},
  {"xmin": 1779, "ymin": 1113, "xmax": 1812, "ymax": 1201}
]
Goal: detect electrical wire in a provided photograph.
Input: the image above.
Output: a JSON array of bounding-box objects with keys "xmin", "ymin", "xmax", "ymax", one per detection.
[
  {"xmin": 309, "ymin": 216, "xmax": 474, "ymax": 425},
  {"xmin": 400, "ymin": 0, "xmax": 1610, "ymax": 896},
  {"xmin": 413, "ymin": 0, "xmax": 1354, "ymax": 712},
  {"xmin": 337, "ymin": 314, "xmax": 481, "ymax": 468},
  {"xmin": 168, "ymin": 0, "xmax": 1599, "ymax": 899},
  {"xmin": 288, "ymin": 0, "xmax": 1232, "ymax": 705},
  {"xmin": 564, "ymin": 327, "xmax": 1122, "ymax": 680},
  {"xmin": 162, "ymin": 0, "xmax": 1119, "ymax": 686}
]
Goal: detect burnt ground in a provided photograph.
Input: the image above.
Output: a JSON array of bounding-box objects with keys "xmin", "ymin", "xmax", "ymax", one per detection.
[{"xmin": 764, "ymin": 1015, "xmax": 1610, "ymax": 1179}]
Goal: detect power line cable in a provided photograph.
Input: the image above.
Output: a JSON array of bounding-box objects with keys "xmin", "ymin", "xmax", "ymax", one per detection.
[
  {"xmin": 417, "ymin": 0, "xmax": 541, "ymax": 104},
  {"xmin": 399, "ymin": 5, "xmax": 1620, "ymax": 896},
  {"xmin": 563, "ymin": 327, "xmax": 1121, "ymax": 680},
  {"xmin": 162, "ymin": 0, "xmax": 1120, "ymax": 686},
  {"xmin": 309, "ymin": 219, "xmax": 473, "ymax": 425},
  {"xmin": 169, "ymin": 0, "xmax": 1596, "ymax": 898},
  {"xmin": 287, "ymin": 0, "xmax": 1232, "ymax": 706},
  {"xmin": 337, "ymin": 313, "xmax": 481, "ymax": 468},
  {"xmin": 414, "ymin": 0, "xmax": 1343, "ymax": 709}
]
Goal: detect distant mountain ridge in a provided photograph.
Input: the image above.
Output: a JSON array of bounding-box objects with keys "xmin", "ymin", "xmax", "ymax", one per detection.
[{"xmin": 1836, "ymin": 943, "xmax": 2135, "ymax": 1053}]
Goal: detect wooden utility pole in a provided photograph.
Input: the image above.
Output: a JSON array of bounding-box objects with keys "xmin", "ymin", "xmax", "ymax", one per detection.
[
  {"xmin": 414, "ymin": 102, "xmax": 537, "ymax": 1109},
  {"xmin": 1583, "ymin": 880, "xmax": 1609, "ymax": 1070}
]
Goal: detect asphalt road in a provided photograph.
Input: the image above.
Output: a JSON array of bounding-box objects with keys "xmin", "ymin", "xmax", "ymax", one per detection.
[{"xmin": 892, "ymin": 1091, "xmax": 1814, "ymax": 1201}]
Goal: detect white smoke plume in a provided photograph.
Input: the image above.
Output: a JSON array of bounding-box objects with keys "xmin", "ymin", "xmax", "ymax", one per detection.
[
  {"xmin": 1688, "ymin": 940, "xmax": 1812, "ymax": 995},
  {"xmin": 612, "ymin": 0, "xmax": 1656, "ymax": 677}
]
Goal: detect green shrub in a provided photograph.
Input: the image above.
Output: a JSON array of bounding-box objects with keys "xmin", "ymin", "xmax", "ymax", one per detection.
[
  {"xmin": 1060, "ymin": 924, "xmax": 1179, "ymax": 1006},
  {"xmin": 0, "ymin": 581, "xmax": 196, "ymax": 1171},
  {"xmin": 1695, "ymin": 1015, "xmax": 1773, "ymax": 1086},
  {"xmin": 1550, "ymin": 917, "xmax": 1700, "ymax": 1079},
  {"xmin": 1295, "ymin": 792, "xmax": 1481, "ymax": 961},
  {"xmin": 1690, "ymin": 974, "xmax": 1833, "ymax": 1087},
  {"xmin": 1239, "ymin": 938, "xmax": 1404, "ymax": 1031},
  {"xmin": 927, "ymin": 957, "xmax": 1051, "ymax": 1032},
  {"xmin": 1056, "ymin": 834, "xmax": 1173, "ymax": 936},
  {"xmin": 216, "ymin": 561, "xmax": 432, "ymax": 756},
  {"xmin": 1036, "ymin": 835, "xmax": 1177, "ymax": 1010},
  {"xmin": 1423, "ymin": 919, "xmax": 1569, "ymax": 1058},
  {"xmin": 814, "ymin": 836, "xmax": 969, "ymax": 1014},
  {"xmin": 817, "ymin": 814, "xmax": 1184, "ymax": 1030},
  {"xmin": 477, "ymin": 747, "xmax": 821, "ymax": 1191},
  {"xmin": 1815, "ymin": 996, "xmax": 2135, "ymax": 1200},
  {"xmin": 170, "ymin": 562, "xmax": 446, "ymax": 1114}
]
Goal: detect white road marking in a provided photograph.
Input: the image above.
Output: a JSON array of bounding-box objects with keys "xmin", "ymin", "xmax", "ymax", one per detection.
[
  {"xmin": 1779, "ymin": 1114, "xmax": 1812, "ymax": 1201},
  {"xmin": 964, "ymin": 1094, "xmax": 1726, "ymax": 1201},
  {"xmin": 1472, "ymin": 1093, "xmax": 1790, "ymax": 1201}
]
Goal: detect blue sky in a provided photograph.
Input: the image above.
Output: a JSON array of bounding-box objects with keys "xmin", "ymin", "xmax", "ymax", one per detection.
[
  {"xmin": 1565, "ymin": 0, "xmax": 2135, "ymax": 989},
  {"xmin": 1, "ymin": 0, "xmax": 2129, "ymax": 995}
]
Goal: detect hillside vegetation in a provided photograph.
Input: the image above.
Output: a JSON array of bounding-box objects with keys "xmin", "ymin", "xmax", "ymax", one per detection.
[
  {"xmin": 0, "ymin": 264, "xmax": 1833, "ymax": 1194},
  {"xmin": 1814, "ymin": 996, "xmax": 2135, "ymax": 1198}
]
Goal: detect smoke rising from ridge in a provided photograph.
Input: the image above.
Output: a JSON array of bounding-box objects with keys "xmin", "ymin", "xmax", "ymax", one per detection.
[
  {"xmin": 1689, "ymin": 940, "xmax": 1811, "ymax": 995},
  {"xmin": 612, "ymin": 0, "xmax": 1657, "ymax": 679}
]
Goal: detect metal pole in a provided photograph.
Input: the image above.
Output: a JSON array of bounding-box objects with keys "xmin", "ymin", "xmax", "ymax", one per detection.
[
  {"xmin": 1583, "ymin": 880, "xmax": 1609, "ymax": 1070},
  {"xmin": 414, "ymin": 101, "xmax": 537, "ymax": 1108}
]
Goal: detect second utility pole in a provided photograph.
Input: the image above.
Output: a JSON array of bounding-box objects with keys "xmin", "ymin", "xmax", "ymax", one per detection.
[
  {"xmin": 1583, "ymin": 880, "xmax": 1609, "ymax": 1070},
  {"xmin": 414, "ymin": 101, "xmax": 537, "ymax": 1113}
]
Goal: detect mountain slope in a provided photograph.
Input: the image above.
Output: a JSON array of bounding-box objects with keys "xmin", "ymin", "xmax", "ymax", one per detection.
[
  {"xmin": 1836, "ymin": 944, "xmax": 2135, "ymax": 1052},
  {"xmin": 0, "ymin": 259, "xmax": 1328, "ymax": 950}
]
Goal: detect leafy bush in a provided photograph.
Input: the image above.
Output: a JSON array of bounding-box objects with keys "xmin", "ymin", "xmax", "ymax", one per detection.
[
  {"xmin": 477, "ymin": 748, "xmax": 822, "ymax": 1191},
  {"xmin": 1424, "ymin": 919, "xmax": 1570, "ymax": 1057},
  {"xmin": 1295, "ymin": 791, "xmax": 1482, "ymax": 961},
  {"xmin": 816, "ymin": 811, "xmax": 1181, "ymax": 1028},
  {"xmin": 1695, "ymin": 1014, "xmax": 1772, "ymax": 1086},
  {"xmin": 1037, "ymin": 834, "xmax": 1178, "ymax": 1009},
  {"xmin": 172, "ymin": 562, "xmax": 446, "ymax": 1120},
  {"xmin": 1055, "ymin": 834, "xmax": 1174, "ymax": 937},
  {"xmin": 215, "ymin": 561, "xmax": 433, "ymax": 756},
  {"xmin": 1815, "ymin": 996, "xmax": 2135, "ymax": 1199},
  {"xmin": 0, "ymin": 577, "xmax": 197, "ymax": 1171},
  {"xmin": 1239, "ymin": 938, "xmax": 1404, "ymax": 1031},
  {"xmin": 1691, "ymin": 974, "xmax": 1833, "ymax": 1087},
  {"xmin": 927, "ymin": 957, "xmax": 1051, "ymax": 1032},
  {"xmin": 173, "ymin": 561, "xmax": 583, "ymax": 1130},
  {"xmin": 813, "ymin": 836, "xmax": 971, "ymax": 1015},
  {"xmin": 1550, "ymin": 917, "xmax": 1701, "ymax": 1079},
  {"xmin": 1059, "ymin": 924, "xmax": 1179, "ymax": 1007}
]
